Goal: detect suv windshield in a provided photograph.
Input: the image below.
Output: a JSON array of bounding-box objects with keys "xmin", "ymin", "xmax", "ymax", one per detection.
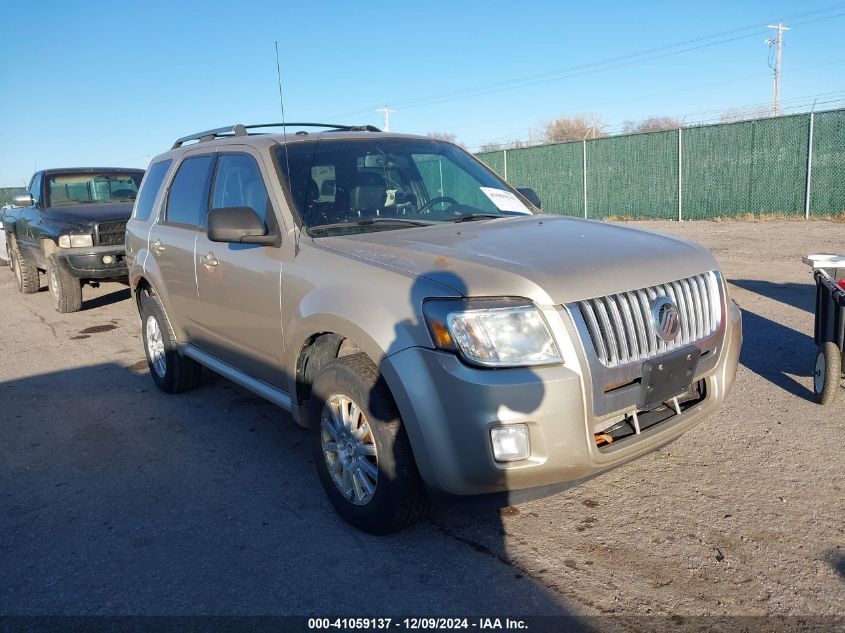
[
  {"xmin": 275, "ymin": 138, "xmax": 535, "ymax": 236},
  {"xmin": 47, "ymin": 172, "xmax": 143, "ymax": 207}
]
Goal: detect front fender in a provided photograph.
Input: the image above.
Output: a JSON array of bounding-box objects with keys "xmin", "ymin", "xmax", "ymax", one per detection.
[{"xmin": 282, "ymin": 276, "xmax": 450, "ymax": 402}]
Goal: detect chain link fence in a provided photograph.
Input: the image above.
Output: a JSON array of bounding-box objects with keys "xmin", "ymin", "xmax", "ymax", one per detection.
[
  {"xmin": 476, "ymin": 108, "xmax": 845, "ymax": 219},
  {"xmin": 810, "ymin": 109, "xmax": 845, "ymax": 217}
]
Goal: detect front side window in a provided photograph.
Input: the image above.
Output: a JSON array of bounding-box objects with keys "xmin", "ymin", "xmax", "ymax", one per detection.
[
  {"xmin": 29, "ymin": 173, "xmax": 42, "ymax": 205},
  {"xmin": 211, "ymin": 154, "xmax": 270, "ymax": 225},
  {"xmin": 275, "ymin": 138, "xmax": 534, "ymax": 236},
  {"xmin": 46, "ymin": 172, "xmax": 143, "ymax": 207},
  {"xmin": 166, "ymin": 155, "xmax": 215, "ymax": 227},
  {"xmin": 133, "ymin": 160, "xmax": 172, "ymax": 222}
]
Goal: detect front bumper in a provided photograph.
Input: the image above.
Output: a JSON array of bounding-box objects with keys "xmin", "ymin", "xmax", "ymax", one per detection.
[
  {"xmin": 381, "ymin": 300, "xmax": 742, "ymax": 499},
  {"xmin": 56, "ymin": 245, "xmax": 128, "ymax": 279}
]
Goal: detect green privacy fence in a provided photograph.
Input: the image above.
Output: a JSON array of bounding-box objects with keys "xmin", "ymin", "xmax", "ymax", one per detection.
[{"xmin": 476, "ymin": 108, "xmax": 845, "ymax": 219}]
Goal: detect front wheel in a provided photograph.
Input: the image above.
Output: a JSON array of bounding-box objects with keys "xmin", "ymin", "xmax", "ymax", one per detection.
[
  {"xmin": 309, "ymin": 353, "xmax": 430, "ymax": 534},
  {"xmin": 813, "ymin": 342, "xmax": 841, "ymax": 405},
  {"xmin": 139, "ymin": 292, "xmax": 202, "ymax": 393},
  {"xmin": 47, "ymin": 254, "xmax": 82, "ymax": 313}
]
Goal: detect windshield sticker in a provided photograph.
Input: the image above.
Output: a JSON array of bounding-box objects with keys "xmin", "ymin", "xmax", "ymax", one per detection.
[{"xmin": 479, "ymin": 187, "xmax": 531, "ymax": 214}]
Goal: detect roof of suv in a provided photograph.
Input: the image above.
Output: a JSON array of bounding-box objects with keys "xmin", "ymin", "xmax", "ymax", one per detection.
[{"xmin": 162, "ymin": 123, "xmax": 433, "ymax": 160}]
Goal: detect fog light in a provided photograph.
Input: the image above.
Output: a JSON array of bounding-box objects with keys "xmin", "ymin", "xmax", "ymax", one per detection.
[
  {"xmin": 490, "ymin": 424, "xmax": 530, "ymax": 462},
  {"xmin": 102, "ymin": 255, "xmax": 113, "ymax": 264}
]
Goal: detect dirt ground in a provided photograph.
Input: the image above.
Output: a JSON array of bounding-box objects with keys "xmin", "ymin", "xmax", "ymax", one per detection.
[{"xmin": 0, "ymin": 220, "xmax": 842, "ymax": 626}]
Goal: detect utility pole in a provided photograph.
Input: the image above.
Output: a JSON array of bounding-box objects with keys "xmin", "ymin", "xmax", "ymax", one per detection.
[
  {"xmin": 376, "ymin": 105, "xmax": 395, "ymax": 132},
  {"xmin": 528, "ymin": 122, "xmax": 533, "ymax": 146},
  {"xmin": 766, "ymin": 23, "xmax": 789, "ymax": 116}
]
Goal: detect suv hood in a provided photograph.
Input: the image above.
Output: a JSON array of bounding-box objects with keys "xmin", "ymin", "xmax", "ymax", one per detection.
[{"xmin": 317, "ymin": 215, "xmax": 720, "ymax": 305}]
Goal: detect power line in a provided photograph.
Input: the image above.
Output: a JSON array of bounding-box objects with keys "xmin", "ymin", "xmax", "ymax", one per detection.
[
  {"xmin": 376, "ymin": 105, "xmax": 395, "ymax": 132},
  {"xmin": 766, "ymin": 23, "xmax": 790, "ymax": 115},
  {"xmin": 463, "ymin": 89, "xmax": 845, "ymax": 150},
  {"xmin": 324, "ymin": 4, "xmax": 845, "ymax": 121},
  {"xmin": 458, "ymin": 57, "xmax": 845, "ymax": 149}
]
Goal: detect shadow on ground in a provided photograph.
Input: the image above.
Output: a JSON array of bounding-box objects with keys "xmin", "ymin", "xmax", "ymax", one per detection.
[
  {"xmin": 0, "ymin": 363, "xmax": 585, "ymax": 621},
  {"xmin": 82, "ymin": 287, "xmax": 131, "ymax": 311},
  {"xmin": 730, "ymin": 279, "xmax": 815, "ymax": 314},
  {"xmin": 738, "ymin": 308, "xmax": 814, "ymax": 401}
]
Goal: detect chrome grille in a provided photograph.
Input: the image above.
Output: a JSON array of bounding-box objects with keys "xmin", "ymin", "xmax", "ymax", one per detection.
[
  {"xmin": 578, "ymin": 271, "xmax": 721, "ymax": 367},
  {"xmin": 95, "ymin": 220, "xmax": 127, "ymax": 246}
]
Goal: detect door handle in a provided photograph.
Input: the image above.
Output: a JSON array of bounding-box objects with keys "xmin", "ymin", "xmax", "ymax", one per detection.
[
  {"xmin": 151, "ymin": 240, "xmax": 165, "ymax": 254},
  {"xmin": 200, "ymin": 252, "xmax": 219, "ymax": 268}
]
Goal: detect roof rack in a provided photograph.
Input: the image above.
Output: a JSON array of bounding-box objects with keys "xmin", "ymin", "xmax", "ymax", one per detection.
[{"xmin": 171, "ymin": 122, "xmax": 382, "ymax": 149}]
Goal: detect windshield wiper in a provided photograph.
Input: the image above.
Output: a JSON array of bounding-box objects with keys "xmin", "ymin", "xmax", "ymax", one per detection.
[
  {"xmin": 307, "ymin": 217, "xmax": 435, "ymax": 234},
  {"xmin": 453, "ymin": 213, "xmax": 504, "ymax": 223},
  {"xmin": 356, "ymin": 217, "xmax": 433, "ymax": 227}
]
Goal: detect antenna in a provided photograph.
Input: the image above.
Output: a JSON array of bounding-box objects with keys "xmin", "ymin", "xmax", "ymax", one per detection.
[{"xmin": 275, "ymin": 41, "xmax": 292, "ymax": 190}]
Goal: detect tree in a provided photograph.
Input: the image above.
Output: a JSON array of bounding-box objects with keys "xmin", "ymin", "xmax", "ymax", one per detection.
[
  {"xmin": 427, "ymin": 132, "xmax": 458, "ymax": 144},
  {"xmin": 622, "ymin": 116, "xmax": 682, "ymax": 133},
  {"xmin": 543, "ymin": 115, "xmax": 606, "ymax": 143},
  {"xmin": 479, "ymin": 143, "xmax": 503, "ymax": 152}
]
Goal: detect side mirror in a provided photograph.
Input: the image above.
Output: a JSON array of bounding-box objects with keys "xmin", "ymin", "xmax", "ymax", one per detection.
[
  {"xmin": 516, "ymin": 187, "xmax": 541, "ymax": 209},
  {"xmin": 207, "ymin": 207, "xmax": 277, "ymax": 245},
  {"xmin": 13, "ymin": 193, "xmax": 34, "ymax": 207}
]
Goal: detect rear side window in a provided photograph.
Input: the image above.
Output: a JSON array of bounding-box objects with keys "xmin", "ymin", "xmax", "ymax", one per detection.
[
  {"xmin": 211, "ymin": 154, "xmax": 270, "ymax": 225},
  {"xmin": 133, "ymin": 160, "xmax": 172, "ymax": 222},
  {"xmin": 166, "ymin": 155, "xmax": 215, "ymax": 227}
]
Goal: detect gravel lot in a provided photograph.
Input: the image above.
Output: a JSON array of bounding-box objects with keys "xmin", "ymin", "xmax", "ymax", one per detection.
[{"xmin": 1, "ymin": 220, "xmax": 842, "ymax": 625}]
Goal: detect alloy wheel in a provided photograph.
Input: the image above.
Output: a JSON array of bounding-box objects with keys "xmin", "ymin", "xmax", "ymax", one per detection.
[
  {"xmin": 145, "ymin": 315, "xmax": 167, "ymax": 378},
  {"xmin": 320, "ymin": 394, "xmax": 379, "ymax": 505}
]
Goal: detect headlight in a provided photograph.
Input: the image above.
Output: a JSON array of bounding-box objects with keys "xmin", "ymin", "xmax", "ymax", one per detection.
[
  {"xmin": 423, "ymin": 298, "xmax": 562, "ymax": 367},
  {"xmin": 58, "ymin": 234, "xmax": 94, "ymax": 248}
]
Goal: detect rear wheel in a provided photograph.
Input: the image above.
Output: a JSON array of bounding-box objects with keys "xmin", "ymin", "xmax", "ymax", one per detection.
[
  {"xmin": 47, "ymin": 254, "xmax": 83, "ymax": 313},
  {"xmin": 813, "ymin": 342, "xmax": 841, "ymax": 405},
  {"xmin": 139, "ymin": 292, "xmax": 202, "ymax": 393},
  {"xmin": 309, "ymin": 353, "xmax": 430, "ymax": 534},
  {"xmin": 10, "ymin": 241, "xmax": 40, "ymax": 294}
]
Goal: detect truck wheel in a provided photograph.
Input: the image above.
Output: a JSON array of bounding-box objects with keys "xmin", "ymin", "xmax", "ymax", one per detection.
[
  {"xmin": 139, "ymin": 292, "xmax": 202, "ymax": 393},
  {"xmin": 47, "ymin": 255, "xmax": 83, "ymax": 313},
  {"xmin": 813, "ymin": 342, "xmax": 841, "ymax": 405},
  {"xmin": 309, "ymin": 353, "xmax": 430, "ymax": 534},
  {"xmin": 10, "ymin": 242, "xmax": 40, "ymax": 294}
]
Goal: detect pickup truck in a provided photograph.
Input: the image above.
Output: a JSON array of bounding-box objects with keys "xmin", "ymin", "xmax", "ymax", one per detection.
[{"xmin": 4, "ymin": 167, "xmax": 145, "ymax": 312}]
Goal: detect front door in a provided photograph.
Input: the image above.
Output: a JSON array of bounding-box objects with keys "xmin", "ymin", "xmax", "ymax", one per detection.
[
  {"xmin": 192, "ymin": 149, "xmax": 284, "ymax": 387},
  {"xmin": 147, "ymin": 153, "xmax": 216, "ymax": 341}
]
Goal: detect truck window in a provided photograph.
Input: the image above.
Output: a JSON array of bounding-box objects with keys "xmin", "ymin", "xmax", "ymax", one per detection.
[{"xmin": 47, "ymin": 172, "xmax": 143, "ymax": 206}]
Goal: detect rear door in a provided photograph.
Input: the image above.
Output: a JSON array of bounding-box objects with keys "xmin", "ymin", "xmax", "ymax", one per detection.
[
  {"xmin": 192, "ymin": 148, "xmax": 285, "ymax": 387},
  {"xmin": 146, "ymin": 153, "xmax": 215, "ymax": 340}
]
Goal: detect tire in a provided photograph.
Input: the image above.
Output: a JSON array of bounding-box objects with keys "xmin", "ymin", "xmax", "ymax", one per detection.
[
  {"xmin": 813, "ymin": 342, "xmax": 841, "ymax": 405},
  {"xmin": 139, "ymin": 291, "xmax": 202, "ymax": 393},
  {"xmin": 309, "ymin": 353, "xmax": 430, "ymax": 534},
  {"xmin": 10, "ymin": 241, "xmax": 40, "ymax": 294},
  {"xmin": 46, "ymin": 254, "xmax": 83, "ymax": 313}
]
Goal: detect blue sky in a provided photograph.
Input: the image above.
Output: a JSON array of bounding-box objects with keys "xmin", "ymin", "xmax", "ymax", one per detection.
[{"xmin": 1, "ymin": 0, "xmax": 843, "ymax": 186}]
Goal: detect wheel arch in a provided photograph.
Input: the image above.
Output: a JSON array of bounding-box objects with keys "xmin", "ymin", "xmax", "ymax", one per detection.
[{"xmin": 290, "ymin": 323, "xmax": 386, "ymax": 428}]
